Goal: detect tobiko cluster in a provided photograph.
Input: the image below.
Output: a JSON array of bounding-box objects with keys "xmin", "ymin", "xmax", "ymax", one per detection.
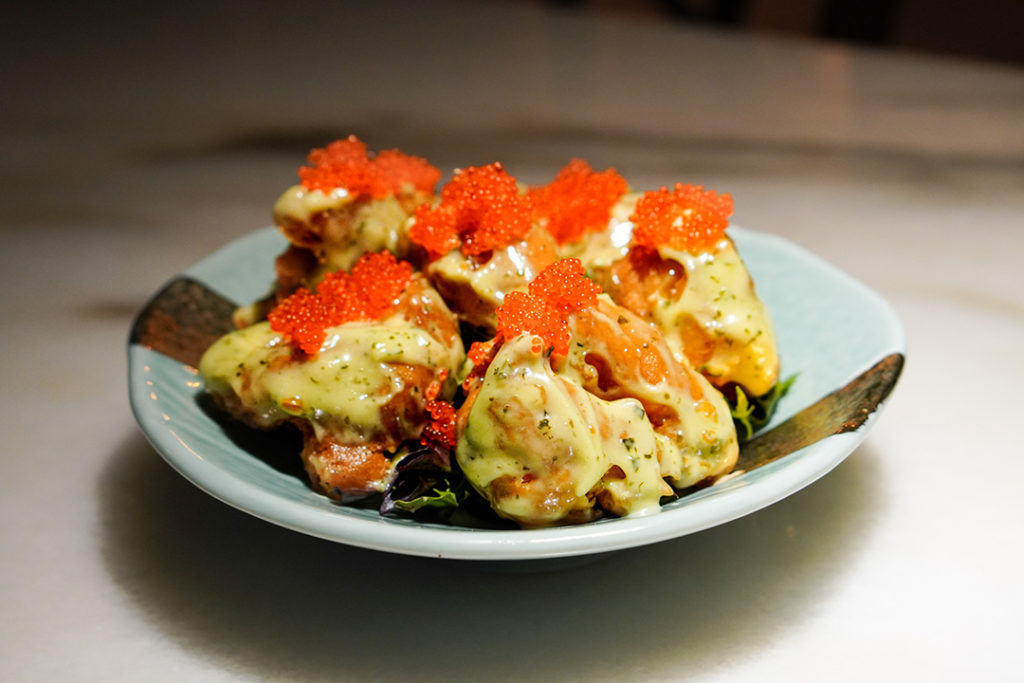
[
  {"xmin": 631, "ymin": 182, "xmax": 734, "ymax": 252},
  {"xmin": 494, "ymin": 258, "xmax": 602, "ymax": 357},
  {"xmin": 409, "ymin": 162, "xmax": 533, "ymax": 258},
  {"xmin": 298, "ymin": 135, "xmax": 440, "ymax": 198},
  {"xmin": 268, "ymin": 250, "xmax": 413, "ymax": 355},
  {"xmin": 529, "ymin": 159, "xmax": 627, "ymax": 244}
]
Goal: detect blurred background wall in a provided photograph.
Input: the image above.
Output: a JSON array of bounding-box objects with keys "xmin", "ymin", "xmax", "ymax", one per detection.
[{"xmin": 533, "ymin": 0, "xmax": 1024, "ymax": 64}]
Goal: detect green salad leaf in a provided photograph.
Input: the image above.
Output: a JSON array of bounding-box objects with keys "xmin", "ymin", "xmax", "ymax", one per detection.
[
  {"xmin": 730, "ymin": 374, "xmax": 797, "ymax": 441},
  {"xmin": 392, "ymin": 485, "xmax": 463, "ymax": 512}
]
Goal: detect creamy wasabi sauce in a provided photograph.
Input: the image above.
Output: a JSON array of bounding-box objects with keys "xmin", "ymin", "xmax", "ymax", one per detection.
[
  {"xmin": 458, "ymin": 336, "xmax": 666, "ymax": 525},
  {"xmin": 561, "ymin": 299, "xmax": 739, "ymax": 489},
  {"xmin": 199, "ymin": 313, "xmax": 463, "ymax": 442},
  {"xmin": 273, "ymin": 185, "xmax": 353, "ymax": 223},
  {"xmin": 427, "ymin": 239, "xmax": 545, "ymax": 330},
  {"xmin": 657, "ymin": 238, "xmax": 779, "ymax": 397},
  {"xmin": 430, "ymin": 242, "xmax": 538, "ymax": 304},
  {"xmin": 564, "ymin": 192, "xmax": 638, "ymax": 274},
  {"xmin": 272, "ymin": 184, "xmax": 415, "ymax": 272}
]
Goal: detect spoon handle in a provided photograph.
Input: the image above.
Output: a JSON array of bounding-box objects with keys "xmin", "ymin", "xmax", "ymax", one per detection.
[
  {"xmin": 736, "ymin": 353, "xmax": 904, "ymax": 472},
  {"xmin": 129, "ymin": 277, "xmax": 238, "ymax": 369}
]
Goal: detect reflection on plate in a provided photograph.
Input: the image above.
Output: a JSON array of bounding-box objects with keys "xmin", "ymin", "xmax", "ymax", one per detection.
[{"xmin": 128, "ymin": 227, "xmax": 904, "ymax": 560}]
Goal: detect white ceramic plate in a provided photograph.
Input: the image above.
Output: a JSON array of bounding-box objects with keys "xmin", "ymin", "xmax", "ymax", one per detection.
[{"xmin": 128, "ymin": 226, "xmax": 904, "ymax": 560}]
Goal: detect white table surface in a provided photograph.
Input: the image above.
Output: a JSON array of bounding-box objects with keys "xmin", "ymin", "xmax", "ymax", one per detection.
[{"xmin": 3, "ymin": 1, "xmax": 1022, "ymax": 680}]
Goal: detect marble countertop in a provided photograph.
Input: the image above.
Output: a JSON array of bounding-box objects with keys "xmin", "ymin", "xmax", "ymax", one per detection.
[{"xmin": 2, "ymin": 1, "xmax": 1022, "ymax": 680}]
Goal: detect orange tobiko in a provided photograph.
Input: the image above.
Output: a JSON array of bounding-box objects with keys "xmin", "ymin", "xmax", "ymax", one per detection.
[
  {"xmin": 409, "ymin": 162, "xmax": 533, "ymax": 259},
  {"xmin": 494, "ymin": 258, "xmax": 602, "ymax": 357},
  {"xmin": 421, "ymin": 399, "xmax": 457, "ymax": 449},
  {"xmin": 630, "ymin": 183, "xmax": 733, "ymax": 253},
  {"xmin": 530, "ymin": 159, "xmax": 627, "ymax": 244},
  {"xmin": 297, "ymin": 135, "xmax": 440, "ymax": 199},
  {"xmin": 268, "ymin": 251, "xmax": 413, "ymax": 355}
]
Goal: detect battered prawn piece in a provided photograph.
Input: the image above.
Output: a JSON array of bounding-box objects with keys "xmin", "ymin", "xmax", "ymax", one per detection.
[
  {"xmin": 456, "ymin": 259, "xmax": 738, "ymax": 527},
  {"xmin": 409, "ymin": 162, "xmax": 558, "ymax": 333},
  {"xmin": 566, "ymin": 297, "xmax": 739, "ymax": 489},
  {"xmin": 271, "ymin": 136, "xmax": 440, "ymax": 294},
  {"xmin": 199, "ymin": 252, "xmax": 464, "ymax": 499},
  {"xmin": 601, "ymin": 183, "xmax": 780, "ymax": 398}
]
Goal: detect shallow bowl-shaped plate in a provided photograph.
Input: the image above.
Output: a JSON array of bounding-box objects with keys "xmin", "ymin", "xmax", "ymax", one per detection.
[{"xmin": 128, "ymin": 227, "xmax": 904, "ymax": 560}]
